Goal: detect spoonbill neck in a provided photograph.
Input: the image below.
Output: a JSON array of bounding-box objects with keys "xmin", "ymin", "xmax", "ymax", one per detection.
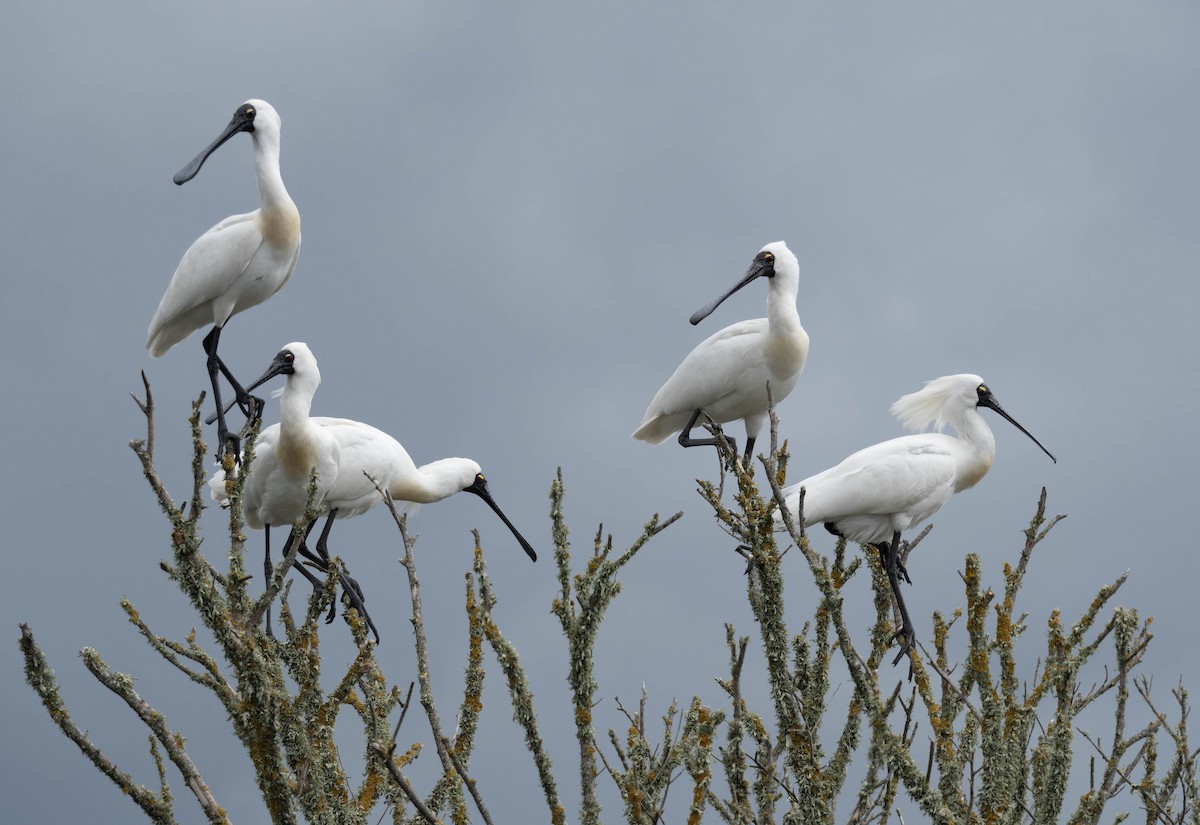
[
  {"xmin": 949, "ymin": 407, "xmax": 997, "ymax": 491},
  {"xmin": 278, "ymin": 386, "xmax": 314, "ymax": 430},
  {"xmin": 274, "ymin": 375, "xmax": 324, "ymax": 480},
  {"xmin": 763, "ymin": 274, "xmax": 807, "ymax": 377},
  {"xmin": 765, "ymin": 263, "xmax": 802, "ymax": 328},
  {"xmin": 389, "ymin": 459, "xmax": 472, "ymax": 504},
  {"xmin": 251, "ymin": 131, "xmax": 294, "ymax": 213}
]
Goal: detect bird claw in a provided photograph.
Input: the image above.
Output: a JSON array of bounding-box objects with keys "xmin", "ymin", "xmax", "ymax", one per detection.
[
  {"xmin": 711, "ymin": 426, "xmax": 737, "ymax": 460},
  {"xmin": 888, "ymin": 625, "xmax": 915, "ymax": 666},
  {"xmin": 216, "ymin": 428, "xmax": 242, "ymax": 463},
  {"xmin": 239, "ymin": 393, "xmax": 265, "ymax": 423}
]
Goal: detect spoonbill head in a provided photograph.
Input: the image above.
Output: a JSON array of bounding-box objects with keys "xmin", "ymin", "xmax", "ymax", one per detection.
[
  {"xmin": 210, "ymin": 344, "xmax": 538, "ymax": 639},
  {"xmin": 208, "ymin": 342, "xmax": 379, "ymax": 639},
  {"xmin": 234, "ymin": 343, "xmax": 337, "ymax": 531},
  {"xmin": 780, "ymin": 373, "xmax": 1055, "ymax": 661},
  {"xmin": 633, "ymin": 241, "xmax": 809, "ymax": 461},
  {"xmin": 147, "ymin": 99, "xmax": 301, "ymax": 457},
  {"xmin": 311, "ymin": 427, "xmax": 539, "ymax": 563},
  {"xmin": 172, "ymin": 99, "xmax": 276, "ymax": 185}
]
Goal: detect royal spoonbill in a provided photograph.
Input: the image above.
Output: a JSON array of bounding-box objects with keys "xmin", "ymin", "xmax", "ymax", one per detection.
[
  {"xmin": 633, "ymin": 241, "xmax": 809, "ymax": 462},
  {"xmin": 147, "ymin": 100, "xmax": 301, "ymax": 457},
  {"xmin": 209, "ymin": 343, "xmax": 376, "ymax": 639},
  {"xmin": 212, "ymin": 344, "xmax": 538, "ymax": 639},
  {"xmin": 778, "ymin": 374, "xmax": 1055, "ymax": 663}
]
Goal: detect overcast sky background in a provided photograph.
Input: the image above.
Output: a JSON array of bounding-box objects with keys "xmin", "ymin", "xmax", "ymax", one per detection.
[{"xmin": 3, "ymin": 3, "xmax": 1198, "ymax": 822}]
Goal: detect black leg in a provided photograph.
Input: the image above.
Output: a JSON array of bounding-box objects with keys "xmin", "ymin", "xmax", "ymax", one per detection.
[
  {"xmin": 215, "ymin": 357, "xmax": 260, "ymax": 420},
  {"xmin": 314, "ymin": 513, "xmax": 364, "ymax": 609},
  {"xmin": 743, "ymin": 436, "xmax": 756, "ymax": 463},
  {"xmin": 296, "ymin": 511, "xmax": 379, "ymax": 644},
  {"xmin": 309, "ymin": 511, "xmax": 364, "ymax": 604},
  {"xmin": 311, "ymin": 514, "xmax": 341, "ymax": 624},
  {"xmin": 202, "ymin": 327, "xmax": 237, "ymax": 458},
  {"xmin": 678, "ymin": 409, "xmax": 736, "ymax": 457},
  {"xmin": 873, "ymin": 543, "xmax": 911, "ymax": 585},
  {"xmin": 202, "ymin": 325, "xmax": 265, "ymax": 458},
  {"xmin": 291, "ymin": 518, "xmax": 336, "ymax": 623},
  {"xmin": 286, "ymin": 523, "xmax": 374, "ymax": 638},
  {"xmin": 882, "ymin": 530, "xmax": 916, "ymax": 665},
  {"xmin": 311, "ymin": 512, "xmax": 336, "ymax": 565},
  {"xmin": 263, "ymin": 525, "xmax": 274, "ymax": 639}
]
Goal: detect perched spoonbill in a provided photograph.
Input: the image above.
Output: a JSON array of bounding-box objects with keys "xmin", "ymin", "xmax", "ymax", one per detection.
[
  {"xmin": 209, "ymin": 343, "xmax": 376, "ymax": 639},
  {"xmin": 778, "ymin": 374, "xmax": 1055, "ymax": 663},
  {"xmin": 212, "ymin": 344, "xmax": 538, "ymax": 640},
  {"xmin": 147, "ymin": 100, "xmax": 301, "ymax": 456},
  {"xmin": 633, "ymin": 241, "xmax": 809, "ymax": 462}
]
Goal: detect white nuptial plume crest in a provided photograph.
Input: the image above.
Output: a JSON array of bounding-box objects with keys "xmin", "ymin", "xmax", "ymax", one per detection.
[{"xmin": 889, "ymin": 373, "xmax": 985, "ymax": 434}]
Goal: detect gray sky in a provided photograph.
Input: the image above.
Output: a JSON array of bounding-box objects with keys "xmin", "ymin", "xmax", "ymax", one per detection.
[{"xmin": 3, "ymin": 3, "xmax": 1198, "ymax": 822}]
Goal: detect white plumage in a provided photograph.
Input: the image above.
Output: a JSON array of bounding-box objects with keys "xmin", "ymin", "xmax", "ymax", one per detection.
[
  {"xmin": 210, "ymin": 343, "xmax": 537, "ymax": 568},
  {"xmin": 634, "ymin": 241, "xmax": 809, "ymax": 461},
  {"xmin": 218, "ymin": 344, "xmax": 338, "ymax": 530},
  {"xmin": 779, "ymin": 374, "xmax": 1055, "ymax": 662},
  {"xmin": 147, "ymin": 100, "xmax": 300, "ymax": 452},
  {"xmin": 210, "ymin": 343, "xmax": 538, "ymax": 640}
]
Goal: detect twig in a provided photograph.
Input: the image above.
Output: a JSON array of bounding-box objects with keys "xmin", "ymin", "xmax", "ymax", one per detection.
[
  {"xmin": 370, "ymin": 743, "xmax": 438, "ymax": 824},
  {"xmin": 19, "ymin": 625, "xmax": 179, "ymax": 825},
  {"xmin": 442, "ymin": 736, "xmax": 496, "ymax": 825},
  {"xmin": 80, "ymin": 646, "xmax": 227, "ymax": 824}
]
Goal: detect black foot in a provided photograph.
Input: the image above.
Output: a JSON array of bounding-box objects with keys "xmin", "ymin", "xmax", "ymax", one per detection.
[
  {"xmin": 678, "ymin": 409, "xmax": 736, "ymax": 459},
  {"xmin": 238, "ymin": 392, "xmax": 265, "ymax": 423},
  {"xmin": 874, "ymin": 544, "xmax": 911, "ymax": 585},
  {"xmin": 216, "ymin": 427, "xmax": 241, "ymax": 463},
  {"xmin": 887, "ymin": 625, "xmax": 915, "ymax": 666},
  {"xmin": 338, "ymin": 575, "xmax": 380, "ymax": 644},
  {"xmin": 321, "ymin": 570, "xmax": 366, "ymax": 625}
]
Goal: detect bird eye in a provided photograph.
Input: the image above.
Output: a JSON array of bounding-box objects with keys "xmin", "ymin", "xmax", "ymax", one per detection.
[
  {"xmin": 475, "ymin": 473, "xmax": 486, "ymax": 483},
  {"xmin": 284, "ymin": 352, "xmax": 294, "ymax": 362},
  {"xmin": 245, "ymin": 107, "xmax": 255, "ymax": 116},
  {"xmin": 763, "ymin": 252, "xmax": 775, "ymax": 263},
  {"xmin": 977, "ymin": 385, "xmax": 987, "ymax": 394}
]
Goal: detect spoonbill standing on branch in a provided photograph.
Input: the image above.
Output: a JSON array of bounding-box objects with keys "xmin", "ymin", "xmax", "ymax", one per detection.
[
  {"xmin": 777, "ymin": 374, "xmax": 1056, "ymax": 663},
  {"xmin": 212, "ymin": 344, "xmax": 538, "ymax": 641},
  {"xmin": 633, "ymin": 241, "xmax": 809, "ymax": 463},
  {"xmin": 208, "ymin": 343, "xmax": 376, "ymax": 640},
  {"xmin": 147, "ymin": 100, "xmax": 301, "ymax": 457}
]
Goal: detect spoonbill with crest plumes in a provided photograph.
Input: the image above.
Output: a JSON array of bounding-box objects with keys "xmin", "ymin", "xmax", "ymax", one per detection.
[
  {"xmin": 147, "ymin": 100, "xmax": 301, "ymax": 457},
  {"xmin": 212, "ymin": 344, "xmax": 538, "ymax": 640},
  {"xmin": 633, "ymin": 241, "xmax": 809, "ymax": 463},
  {"xmin": 777, "ymin": 374, "xmax": 1056, "ymax": 663}
]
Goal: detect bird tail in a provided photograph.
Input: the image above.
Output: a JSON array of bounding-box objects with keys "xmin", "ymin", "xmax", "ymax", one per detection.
[
  {"xmin": 208, "ymin": 464, "xmax": 236, "ymax": 508},
  {"xmin": 631, "ymin": 414, "xmax": 677, "ymax": 444}
]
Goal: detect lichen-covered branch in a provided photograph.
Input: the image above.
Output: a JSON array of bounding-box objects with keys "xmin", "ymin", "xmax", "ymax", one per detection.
[
  {"xmin": 19, "ymin": 624, "xmax": 182, "ymax": 825},
  {"xmin": 475, "ymin": 545, "xmax": 567, "ymax": 825},
  {"xmin": 21, "ymin": 376, "xmax": 1198, "ymax": 825},
  {"xmin": 549, "ymin": 467, "xmax": 682, "ymax": 825},
  {"xmin": 79, "ymin": 646, "xmax": 228, "ymax": 824}
]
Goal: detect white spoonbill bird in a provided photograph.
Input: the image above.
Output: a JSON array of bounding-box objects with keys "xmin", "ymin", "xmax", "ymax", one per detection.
[
  {"xmin": 147, "ymin": 100, "xmax": 301, "ymax": 456},
  {"xmin": 633, "ymin": 241, "xmax": 809, "ymax": 462},
  {"xmin": 209, "ymin": 343, "xmax": 377, "ymax": 639},
  {"xmin": 212, "ymin": 344, "xmax": 538, "ymax": 639},
  {"xmin": 778, "ymin": 374, "xmax": 1056, "ymax": 663}
]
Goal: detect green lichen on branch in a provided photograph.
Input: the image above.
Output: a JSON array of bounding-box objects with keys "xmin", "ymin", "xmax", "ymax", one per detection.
[
  {"xmin": 549, "ymin": 467, "xmax": 682, "ymax": 825},
  {"xmin": 20, "ymin": 378, "xmax": 1199, "ymax": 825}
]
